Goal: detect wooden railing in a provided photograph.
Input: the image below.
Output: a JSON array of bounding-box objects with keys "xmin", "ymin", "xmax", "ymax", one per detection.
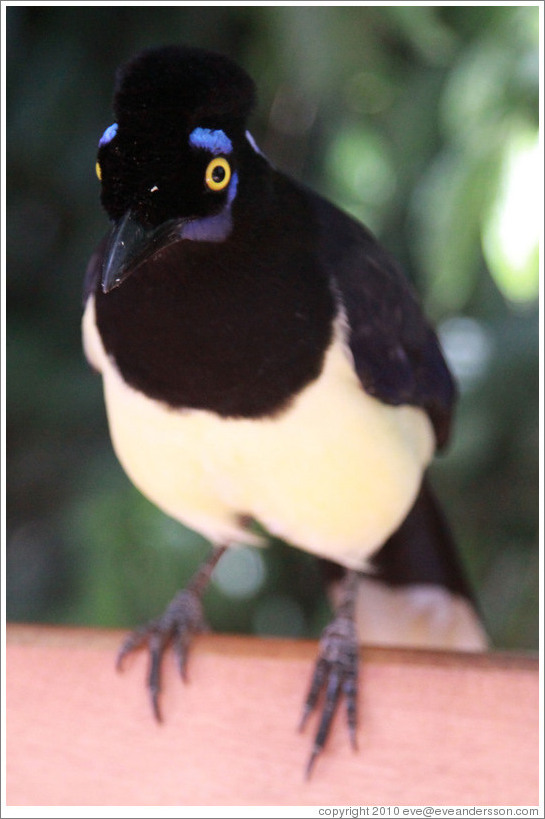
[{"xmin": 6, "ymin": 624, "xmax": 539, "ymax": 807}]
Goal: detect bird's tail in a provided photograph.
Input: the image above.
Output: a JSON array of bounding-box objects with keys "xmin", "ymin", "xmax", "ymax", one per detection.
[{"xmin": 323, "ymin": 478, "xmax": 488, "ymax": 651}]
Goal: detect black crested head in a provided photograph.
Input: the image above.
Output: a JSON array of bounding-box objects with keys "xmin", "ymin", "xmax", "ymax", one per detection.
[
  {"xmin": 114, "ymin": 45, "xmax": 256, "ymax": 129},
  {"xmin": 96, "ymin": 45, "xmax": 259, "ymax": 230}
]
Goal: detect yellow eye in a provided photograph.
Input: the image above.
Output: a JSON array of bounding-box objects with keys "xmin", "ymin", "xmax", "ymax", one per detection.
[
  {"xmin": 95, "ymin": 161, "xmax": 102, "ymax": 181},
  {"xmin": 205, "ymin": 157, "xmax": 231, "ymax": 191}
]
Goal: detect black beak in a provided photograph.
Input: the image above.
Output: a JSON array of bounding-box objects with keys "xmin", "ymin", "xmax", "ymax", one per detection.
[{"xmin": 101, "ymin": 211, "xmax": 184, "ymax": 293}]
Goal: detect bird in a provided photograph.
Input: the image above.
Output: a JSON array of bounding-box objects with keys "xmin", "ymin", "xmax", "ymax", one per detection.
[{"xmin": 83, "ymin": 44, "xmax": 488, "ymax": 777}]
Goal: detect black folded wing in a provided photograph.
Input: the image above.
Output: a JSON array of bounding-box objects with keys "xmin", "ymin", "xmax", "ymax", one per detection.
[{"xmin": 310, "ymin": 192, "xmax": 456, "ymax": 449}]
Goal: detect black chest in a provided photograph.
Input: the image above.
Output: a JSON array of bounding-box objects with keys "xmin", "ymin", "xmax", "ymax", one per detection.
[{"xmin": 93, "ymin": 188, "xmax": 336, "ymax": 418}]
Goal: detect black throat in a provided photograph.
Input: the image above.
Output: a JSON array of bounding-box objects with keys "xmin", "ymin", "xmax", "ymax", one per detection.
[{"xmin": 93, "ymin": 171, "xmax": 336, "ymax": 418}]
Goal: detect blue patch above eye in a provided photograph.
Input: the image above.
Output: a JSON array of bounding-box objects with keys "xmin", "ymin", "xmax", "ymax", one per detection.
[
  {"xmin": 98, "ymin": 122, "xmax": 118, "ymax": 147},
  {"xmin": 189, "ymin": 127, "xmax": 233, "ymax": 155}
]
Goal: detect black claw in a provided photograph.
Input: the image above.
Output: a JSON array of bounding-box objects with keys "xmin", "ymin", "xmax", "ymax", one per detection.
[
  {"xmin": 147, "ymin": 634, "xmax": 166, "ymax": 720},
  {"xmin": 150, "ymin": 687, "xmax": 162, "ymax": 723},
  {"xmin": 300, "ymin": 655, "xmax": 328, "ymax": 726},
  {"xmin": 305, "ymin": 745, "xmax": 321, "ymax": 780},
  {"xmin": 116, "ymin": 626, "xmax": 151, "ymax": 672},
  {"xmin": 343, "ymin": 673, "xmax": 358, "ymax": 749},
  {"xmin": 116, "ymin": 642, "xmax": 137, "ymax": 673},
  {"xmin": 173, "ymin": 631, "xmax": 191, "ymax": 681},
  {"xmin": 312, "ymin": 668, "xmax": 342, "ymax": 750},
  {"xmin": 298, "ymin": 705, "xmax": 312, "ymax": 733}
]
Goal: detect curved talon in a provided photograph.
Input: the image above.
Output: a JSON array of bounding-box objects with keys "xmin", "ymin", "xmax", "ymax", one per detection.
[
  {"xmin": 116, "ymin": 650, "xmax": 126, "ymax": 673},
  {"xmin": 298, "ymin": 705, "xmax": 312, "ymax": 734},
  {"xmin": 305, "ymin": 744, "xmax": 321, "ymax": 780},
  {"xmin": 173, "ymin": 628, "xmax": 192, "ymax": 681},
  {"xmin": 299, "ymin": 655, "xmax": 328, "ymax": 729},
  {"xmin": 117, "ymin": 638, "xmax": 138, "ymax": 667},
  {"xmin": 148, "ymin": 631, "xmax": 168, "ymax": 722},
  {"xmin": 149, "ymin": 671, "xmax": 162, "ymax": 723},
  {"xmin": 116, "ymin": 626, "xmax": 155, "ymax": 672}
]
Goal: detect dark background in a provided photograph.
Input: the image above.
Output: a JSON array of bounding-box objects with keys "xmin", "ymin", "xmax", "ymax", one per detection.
[{"xmin": 6, "ymin": 5, "xmax": 539, "ymax": 649}]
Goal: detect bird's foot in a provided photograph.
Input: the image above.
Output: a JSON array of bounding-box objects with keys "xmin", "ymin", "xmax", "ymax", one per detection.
[
  {"xmin": 299, "ymin": 583, "xmax": 359, "ymax": 778},
  {"xmin": 117, "ymin": 587, "xmax": 209, "ymax": 721},
  {"xmin": 117, "ymin": 545, "xmax": 226, "ymax": 720}
]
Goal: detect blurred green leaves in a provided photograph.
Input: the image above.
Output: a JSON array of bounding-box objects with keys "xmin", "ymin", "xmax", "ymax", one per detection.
[
  {"xmin": 483, "ymin": 130, "xmax": 540, "ymax": 303},
  {"xmin": 326, "ymin": 125, "xmax": 397, "ymax": 232},
  {"xmin": 412, "ymin": 5, "xmax": 539, "ymax": 312}
]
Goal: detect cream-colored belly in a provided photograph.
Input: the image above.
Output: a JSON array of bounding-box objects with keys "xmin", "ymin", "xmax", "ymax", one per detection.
[{"xmin": 83, "ymin": 297, "xmax": 434, "ymax": 570}]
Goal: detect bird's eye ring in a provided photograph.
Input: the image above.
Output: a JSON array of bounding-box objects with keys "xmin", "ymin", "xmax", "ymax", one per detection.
[
  {"xmin": 205, "ymin": 157, "xmax": 231, "ymax": 191},
  {"xmin": 95, "ymin": 161, "xmax": 102, "ymax": 181}
]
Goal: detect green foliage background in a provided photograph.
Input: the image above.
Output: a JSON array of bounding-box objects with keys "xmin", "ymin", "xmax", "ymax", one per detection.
[{"xmin": 6, "ymin": 5, "xmax": 540, "ymax": 649}]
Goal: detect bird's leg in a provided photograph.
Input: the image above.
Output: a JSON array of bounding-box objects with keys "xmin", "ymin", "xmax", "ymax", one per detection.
[
  {"xmin": 117, "ymin": 544, "xmax": 227, "ymax": 721},
  {"xmin": 300, "ymin": 568, "xmax": 359, "ymax": 778}
]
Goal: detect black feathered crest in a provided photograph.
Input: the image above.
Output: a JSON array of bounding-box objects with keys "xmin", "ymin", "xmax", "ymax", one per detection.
[{"xmin": 114, "ymin": 45, "xmax": 256, "ymax": 128}]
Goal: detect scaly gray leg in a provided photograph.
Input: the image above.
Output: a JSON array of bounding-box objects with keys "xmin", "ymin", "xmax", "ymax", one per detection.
[{"xmin": 300, "ymin": 568, "xmax": 359, "ymax": 777}]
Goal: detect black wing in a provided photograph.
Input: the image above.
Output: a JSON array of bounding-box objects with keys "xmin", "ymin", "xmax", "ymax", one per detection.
[{"xmin": 310, "ymin": 192, "xmax": 456, "ymax": 449}]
